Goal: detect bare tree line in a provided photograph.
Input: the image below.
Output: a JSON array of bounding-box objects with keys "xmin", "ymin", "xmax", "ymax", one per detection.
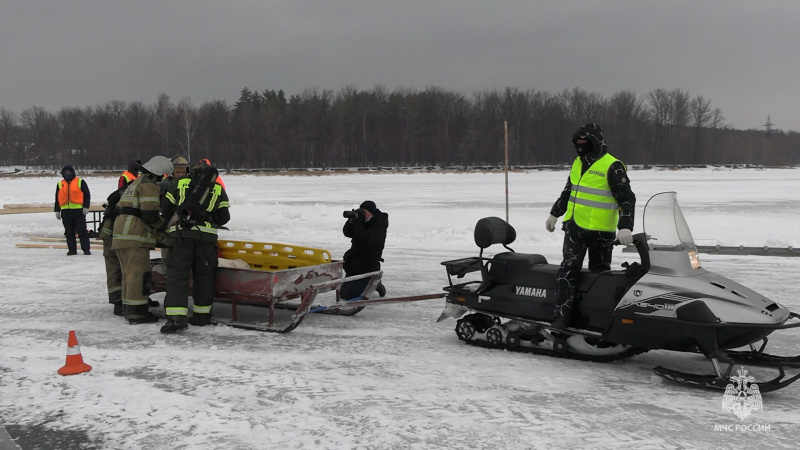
[{"xmin": 1, "ymin": 86, "xmax": 798, "ymax": 170}]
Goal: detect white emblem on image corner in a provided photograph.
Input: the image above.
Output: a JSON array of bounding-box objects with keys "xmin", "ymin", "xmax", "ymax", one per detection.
[{"xmin": 722, "ymin": 367, "xmax": 763, "ymax": 421}]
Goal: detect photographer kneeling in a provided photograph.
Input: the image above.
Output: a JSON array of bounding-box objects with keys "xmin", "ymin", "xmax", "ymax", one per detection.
[{"xmin": 340, "ymin": 200, "xmax": 388, "ymax": 300}]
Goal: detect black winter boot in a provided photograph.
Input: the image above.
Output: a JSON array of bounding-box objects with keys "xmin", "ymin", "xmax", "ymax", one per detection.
[
  {"xmin": 160, "ymin": 316, "xmax": 188, "ymax": 334},
  {"xmin": 125, "ymin": 304, "xmax": 159, "ymax": 324},
  {"xmin": 112, "ymin": 302, "xmax": 123, "ymax": 316},
  {"xmin": 376, "ymin": 282, "xmax": 386, "ymax": 298},
  {"xmin": 148, "ymin": 297, "xmax": 160, "ymax": 308},
  {"xmin": 188, "ymin": 313, "xmax": 212, "ymax": 327}
]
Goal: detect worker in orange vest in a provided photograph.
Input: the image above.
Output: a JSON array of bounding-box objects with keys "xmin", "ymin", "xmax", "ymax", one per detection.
[
  {"xmin": 118, "ymin": 160, "xmax": 141, "ymax": 189},
  {"xmin": 54, "ymin": 165, "xmax": 92, "ymax": 255}
]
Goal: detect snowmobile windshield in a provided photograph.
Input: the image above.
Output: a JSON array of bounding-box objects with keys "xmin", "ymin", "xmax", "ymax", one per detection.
[{"xmin": 642, "ymin": 192, "xmax": 696, "ymax": 251}]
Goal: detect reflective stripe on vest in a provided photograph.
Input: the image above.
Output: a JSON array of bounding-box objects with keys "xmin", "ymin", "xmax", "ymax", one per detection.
[
  {"xmin": 563, "ymin": 153, "xmax": 620, "ymax": 232},
  {"xmin": 57, "ymin": 178, "xmax": 84, "ymax": 209}
]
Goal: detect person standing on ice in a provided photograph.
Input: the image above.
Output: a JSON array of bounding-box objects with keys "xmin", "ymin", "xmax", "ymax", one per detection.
[
  {"xmin": 112, "ymin": 156, "xmax": 174, "ymax": 325},
  {"xmin": 160, "ymin": 160, "xmax": 230, "ymax": 334},
  {"xmin": 545, "ymin": 123, "xmax": 636, "ymax": 329},
  {"xmin": 118, "ymin": 160, "xmax": 140, "ymax": 189},
  {"xmin": 54, "ymin": 165, "xmax": 92, "ymax": 256},
  {"xmin": 101, "ymin": 159, "xmax": 161, "ymax": 316},
  {"xmin": 340, "ymin": 200, "xmax": 388, "ymax": 300}
]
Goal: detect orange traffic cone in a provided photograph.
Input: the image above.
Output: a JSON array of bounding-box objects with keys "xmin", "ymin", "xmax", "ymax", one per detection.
[{"xmin": 58, "ymin": 330, "xmax": 92, "ymax": 375}]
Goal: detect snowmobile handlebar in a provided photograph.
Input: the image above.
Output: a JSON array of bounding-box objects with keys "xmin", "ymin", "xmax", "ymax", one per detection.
[{"xmin": 616, "ymin": 233, "xmax": 651, "ymax": 273}]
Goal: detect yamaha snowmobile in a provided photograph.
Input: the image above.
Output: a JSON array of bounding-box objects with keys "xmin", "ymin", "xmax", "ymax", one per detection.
[{"xmin": 438, "ymin": 192, "xmax": 800, "ymax": 392}]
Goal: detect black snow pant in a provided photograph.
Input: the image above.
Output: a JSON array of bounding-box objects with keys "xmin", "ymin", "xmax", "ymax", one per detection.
[
  {"xmin": 164, "ymin": 237, "xmax": 218, "ymax": 317},
  {"xmin": 61, "ymin": 208, "xmax": 90, "ymax": 254},
  {"xmin": 553, "ymin": 220, "xmax": 615, "ymax": 322}
]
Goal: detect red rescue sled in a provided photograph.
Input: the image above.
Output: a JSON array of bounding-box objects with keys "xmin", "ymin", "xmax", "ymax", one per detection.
[{"xmin": 150, "ymin": 240, "xmax": 443, "ymax": 332}]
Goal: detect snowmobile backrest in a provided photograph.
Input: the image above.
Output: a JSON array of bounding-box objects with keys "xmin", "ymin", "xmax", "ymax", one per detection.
[{"xmin": 474, "ymin": 217, "xmax": 516, "ymax": 249}]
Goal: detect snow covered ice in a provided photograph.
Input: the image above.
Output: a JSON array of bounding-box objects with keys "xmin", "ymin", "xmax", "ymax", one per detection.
[{"xmin": 1, "ymin": 168, "xmax": 799, "ymax": 449}]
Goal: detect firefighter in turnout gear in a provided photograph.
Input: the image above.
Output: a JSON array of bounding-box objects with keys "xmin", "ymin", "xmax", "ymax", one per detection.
[
  {"xmin": 157, "ymin": 155, "xmax": 190, "ymax": 259},
  {"xmin": 101, "ymin": 161, "xmax": 159, "ymax": 316},
  {"xmin": 158, "ymin": 155, "xmax": 190, "ymax": 215},
  {"xmin": 54, "ymin": 165, "xmax": 92, "ymax": 256},
  {"xmin": 112, "ymin": 156, "xmax": 174, "ymax": 324},
  {"xmin": 160, "ymin": 161, "xmax": 230, "ymax": 334},
  {"xmin": 545, "ymin": 123, "xmax": 635, "ymax": 329}
]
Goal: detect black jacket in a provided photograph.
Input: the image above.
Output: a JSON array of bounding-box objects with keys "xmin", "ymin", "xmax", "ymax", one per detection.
[{"xmin": 342, "ymin": 209, "xmax": 388, "ymax": 275}]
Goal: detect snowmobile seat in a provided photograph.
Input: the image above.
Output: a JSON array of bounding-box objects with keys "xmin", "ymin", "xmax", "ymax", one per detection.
[{"xmin": 487, "ymin": 252, "xmax": 548, "ymax": 281}]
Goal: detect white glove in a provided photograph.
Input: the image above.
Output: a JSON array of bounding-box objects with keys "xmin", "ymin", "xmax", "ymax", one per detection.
[
  {"xmin": 55, "ymin": 211, "xmax": 61, "ymax": 220},
  {"xmin": 545, "ymin": 214, "xmax": 558, "ymax": 232},
  {"xmin": 617, "ymin": 228, "xmax": 633, "ymax": 246},
  {"xmin": 83, "ymin": 208, "xmax": 89, "ymax": 215}
]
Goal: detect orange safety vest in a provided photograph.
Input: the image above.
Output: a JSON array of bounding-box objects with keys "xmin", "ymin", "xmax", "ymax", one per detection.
[
  {"xmin": 118, "ymin": 171, "xmax": 138, "ymax": 189},
  {"xmin": 215, "ymin": 175, "xmax": 227, "ymax": 191},
  {"xmin": 57, "ymin": 178, "xmax": 85, "ymax": 209}
]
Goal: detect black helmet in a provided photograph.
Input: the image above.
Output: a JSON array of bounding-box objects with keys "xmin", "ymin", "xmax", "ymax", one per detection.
[{"xmin": 571, "ymin": 123, "xmax": 607, "ymax": 154}]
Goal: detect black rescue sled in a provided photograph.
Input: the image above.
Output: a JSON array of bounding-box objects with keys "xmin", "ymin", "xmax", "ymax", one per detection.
[{"xmin": 438, "ymin": 192, "xmax": 800, "ymax": 392}]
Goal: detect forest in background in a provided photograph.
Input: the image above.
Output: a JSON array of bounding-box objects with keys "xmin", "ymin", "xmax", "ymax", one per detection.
[{"xmin": 1, "ymin": 85, "xmax": 798, "ymax": 171}]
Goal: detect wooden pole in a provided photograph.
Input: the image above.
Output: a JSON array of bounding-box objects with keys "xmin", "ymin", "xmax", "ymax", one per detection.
[{"xmin": 504, "ymin": 121, "xmax": 509, "ymax": 223}]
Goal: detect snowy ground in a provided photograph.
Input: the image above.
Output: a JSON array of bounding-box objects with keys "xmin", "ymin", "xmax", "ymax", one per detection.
[{"xmin": 1, "ymin": 168, "xmax": 799, "ymax": 449}]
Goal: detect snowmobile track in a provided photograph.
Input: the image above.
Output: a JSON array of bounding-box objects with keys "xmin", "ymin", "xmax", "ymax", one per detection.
[{"xmin": 459, "ymin": 333, "xmax": 648, "ymax": 363}]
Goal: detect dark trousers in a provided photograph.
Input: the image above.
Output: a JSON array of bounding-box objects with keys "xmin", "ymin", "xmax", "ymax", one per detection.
[
  {"xmin": 340, "ymin": 277, "xmax": 370, "ymax": 301},
  {"xmin": 340, "ymin": 264, "xmax": 382, "ymax": 301},
  {"xmin": 164, "ymin": 238, "xmax": 218, "ymax": 316},
  {"xmin": 61, "ymin": 209, "xmax": 90, "ymax": 253},
  {"xmin": 553, "ymin": 221, "xmax": 615, "ymax": 321}
]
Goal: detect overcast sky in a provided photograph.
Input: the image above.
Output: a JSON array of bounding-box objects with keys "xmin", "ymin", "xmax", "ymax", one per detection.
[{"xmin": 2, "ymin": 1, "xmax": 798, "ymax": 132}]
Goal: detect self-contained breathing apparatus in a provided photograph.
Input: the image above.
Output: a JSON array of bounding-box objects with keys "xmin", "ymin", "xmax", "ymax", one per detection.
[{"xmin": 177, "ymin": 165, "xmax": 219, "ymax": 230}]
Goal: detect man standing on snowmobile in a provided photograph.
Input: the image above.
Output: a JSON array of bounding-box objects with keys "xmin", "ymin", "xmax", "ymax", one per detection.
[
  {"xmin": 160, "ymin": 160, "xmax": 230, "ymax": 334},
  {"xmin": 112, "ymin": 156, "xmax": 174, "ymax": 324},
  {"xmin": 545, "ymin": 123, "xmax": 635, "ymax": 329},
  {"xmin": 54, "ymin": 165, "xmax": 92, "ymax": 256},
  {"xmin": 340, "ymin": 200, "xmax": 388, "ymax": 300}
]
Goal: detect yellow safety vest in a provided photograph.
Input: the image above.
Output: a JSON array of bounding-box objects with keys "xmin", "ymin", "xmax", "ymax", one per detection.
[{"xmin": 563, "ymin": 153, "xmax": 621, "ymax": 232}]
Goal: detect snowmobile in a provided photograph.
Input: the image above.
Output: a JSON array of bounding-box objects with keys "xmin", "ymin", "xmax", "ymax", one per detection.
[{"xmin": 438, "ymin": 192, "xmax": 800, "ymax": 392}]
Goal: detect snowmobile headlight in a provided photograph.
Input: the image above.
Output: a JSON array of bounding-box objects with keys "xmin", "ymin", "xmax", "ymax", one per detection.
[{"xmin": 688, "ymin": 250, "xmax": 701, "ymax": 269}]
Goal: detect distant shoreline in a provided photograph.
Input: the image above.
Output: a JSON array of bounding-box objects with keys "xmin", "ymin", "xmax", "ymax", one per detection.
[{"xmin": 1, "ymin": 164, "xmax": 797, "ymax": 178}]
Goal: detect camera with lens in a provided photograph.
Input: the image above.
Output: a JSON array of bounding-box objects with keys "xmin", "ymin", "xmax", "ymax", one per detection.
[{"xmin": 343, "ymin": 208, "xmax": 365, "ymax": 221}]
